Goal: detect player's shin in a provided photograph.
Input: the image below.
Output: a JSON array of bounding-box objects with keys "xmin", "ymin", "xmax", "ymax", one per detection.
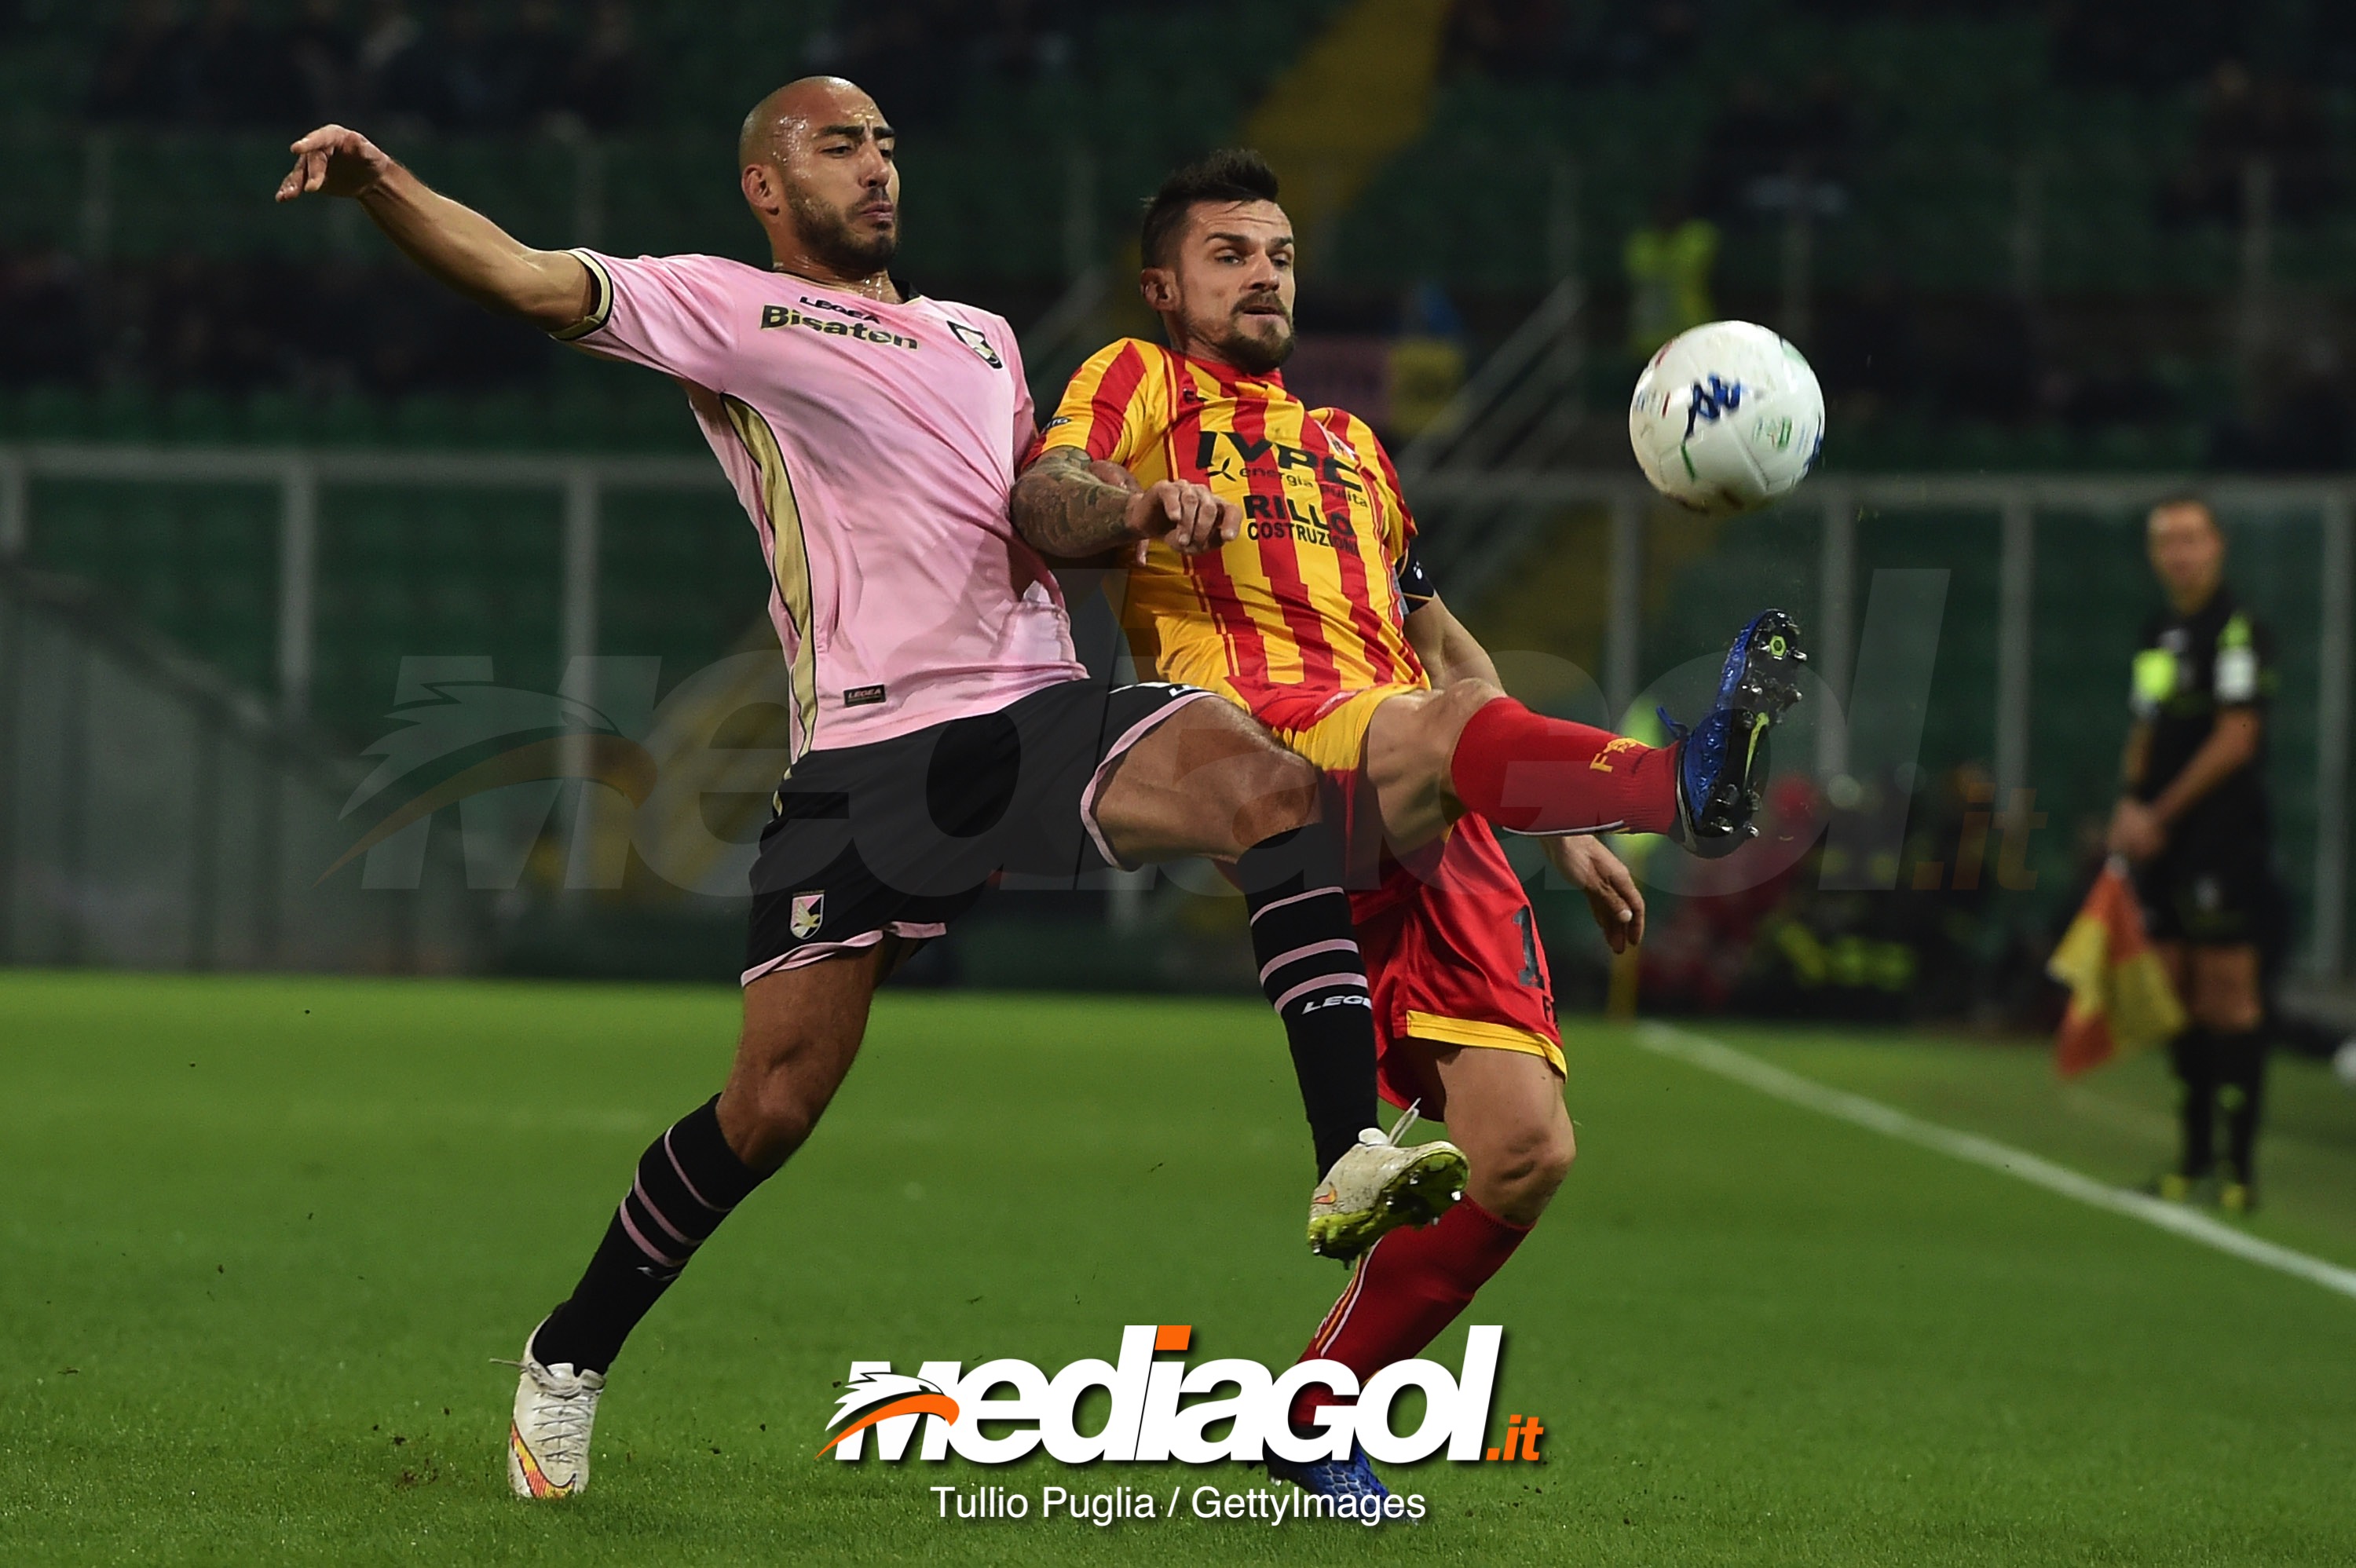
[
  {"xmin": 2216, "ymin": 1027, "xmax": 2268, "ymax": 1198},
  {"xmin": 1450, "ymin": 611, "xmax": 1803, "ymax": 853},
  {"xmin": 529, "ymin": 1095, "xmax": 767, "ymax": 1375},
  {"xmin": 1290, "ymin": 1197, "xmax": 1529, "ymax": 1431},
  {"xmin": 1234, "ymin": 797, "xmax": 1380, "ymax": 1178},
  {"xmin": 2168, "ymin": 1028, "xmax": 2220, "ymax": 1182},
  {"xmin": 1447, "ymin": 697, "xmax": 1682, "ymax": 836}
]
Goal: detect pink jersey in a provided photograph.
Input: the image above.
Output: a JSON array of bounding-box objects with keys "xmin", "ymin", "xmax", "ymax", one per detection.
[{"xmin": 558, "ymin": 249, "xmax": 1085, "ymax": 758}]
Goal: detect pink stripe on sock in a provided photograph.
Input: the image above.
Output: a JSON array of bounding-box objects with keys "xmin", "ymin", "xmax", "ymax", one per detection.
[
  {"xmin": 664, "ymin": 1128, "xmax": 729, "ymax": 1214},
  {"xmin": 1272, "ymin": 973, "xmax": 1369, "ymax": 1014},
  {"xmin": 633, "ymin": 1175, "xmax": 694, "ymax": 1248},
  {"xmin": 616, "ymin": 1202, "xmax": 686, "ymax": 1268},
  {"xmin": 1258, "ymin": 938, "xmax": 1363, "ymax": 985},
  {"xmin": 1249, "ymin": 885, "xmax": 1344, "ymax": 923}
]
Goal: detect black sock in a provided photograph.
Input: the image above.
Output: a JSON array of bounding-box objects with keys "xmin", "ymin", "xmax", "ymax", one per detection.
[
  {"xmin": 2215, "ymin": 1027, "xmax": 2269, "ymax": 1187},
  {"xmin": 531, "ymin": 1096, "xmax": 765, "ymax": 1374},
  {"xmin": 1235, "ymin": 804, "xmax": 1378, "ymax": 1179},
  {"xmin": 2168, "ymin": 1029, "xmax": 2218, "ymax": 1179}
]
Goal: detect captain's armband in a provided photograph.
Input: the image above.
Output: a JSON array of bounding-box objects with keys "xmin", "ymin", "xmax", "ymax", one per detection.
[{"xmin": 1397, "ymin": 543, "xmax": 1437, "ymax": 609}]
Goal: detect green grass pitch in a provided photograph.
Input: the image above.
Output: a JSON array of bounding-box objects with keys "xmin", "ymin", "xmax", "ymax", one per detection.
[{"xmin": 3, "ymin": 972, "xmax": 2352, "ymax": 1566}]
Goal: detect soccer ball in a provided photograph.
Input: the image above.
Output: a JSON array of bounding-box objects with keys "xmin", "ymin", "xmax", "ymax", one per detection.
[{"xmin": 1628, "ymin": 321, "xmax": 1824, "ymax": 518}]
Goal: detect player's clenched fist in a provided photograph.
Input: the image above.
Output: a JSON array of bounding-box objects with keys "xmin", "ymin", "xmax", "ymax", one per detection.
[
  {"xmin": 1125, "ymin": 478, "xmax": 1240, "ymax": 558},
  {"xmin": 276, "ymin": 125, "xmax": 396, "ymax": 203}
]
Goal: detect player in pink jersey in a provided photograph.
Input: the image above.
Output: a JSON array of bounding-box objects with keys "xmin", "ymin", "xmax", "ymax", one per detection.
[{"xmin": 276, "ymin": 76, "xmax": 1443, "ymax": 1500}]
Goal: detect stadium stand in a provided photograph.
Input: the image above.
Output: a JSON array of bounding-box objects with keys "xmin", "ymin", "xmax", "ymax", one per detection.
[
  {"xmin": 2, "ymin": 0, "xmax": 2351, "ymax": 1000},
  {"xmin": 5, "ymin": 0, "xmax": 2349, "ymax": 472}
]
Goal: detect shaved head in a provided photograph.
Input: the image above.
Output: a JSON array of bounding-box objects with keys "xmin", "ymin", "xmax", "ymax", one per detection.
[
  {"xmin": 739, "ymin": 76, "xmax": 883, "ymax": 169},
  {"xmin": 737, "ymin": 75, "xmax": 901, "ymax": 289}
]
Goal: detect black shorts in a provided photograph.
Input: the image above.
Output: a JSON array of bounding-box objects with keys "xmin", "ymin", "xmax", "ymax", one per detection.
[
  {"xmin": 2135, "ymin": 827, "xmax": 2274, "ymax": 946},
  {"xmin": 742, "ymin": 678, "xmax": 1211, "ymax": 983}
]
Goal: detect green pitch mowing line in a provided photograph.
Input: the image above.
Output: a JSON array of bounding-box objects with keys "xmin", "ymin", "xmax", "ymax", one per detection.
[{"xmin": 2, "ymin": 974, "xmax": 2351, "ymax": 1566}]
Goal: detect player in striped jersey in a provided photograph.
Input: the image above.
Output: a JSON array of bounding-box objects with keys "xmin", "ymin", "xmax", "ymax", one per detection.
[
  {"xmin": 278, "ymin": 89, "xmax": 1455, "ymax": 1502},
  {"xmin": 1012, "ymin": 148, "xmax": 1802, "ymax": 1501}
]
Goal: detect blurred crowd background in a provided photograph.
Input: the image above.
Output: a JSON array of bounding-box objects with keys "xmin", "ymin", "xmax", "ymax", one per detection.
[
  {"xmin": 4, "ymin": 0, "xmax": 2356, "ymax": 467},
  {"xmin": 1, "ymin": 0, "xmax": 2351, "ymax": 1042}
]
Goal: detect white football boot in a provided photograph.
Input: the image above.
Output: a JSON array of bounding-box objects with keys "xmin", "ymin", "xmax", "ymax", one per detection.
[
  {"xmin": 1306, "ymin": 1104, "xmax": 1469, "ymax": 1260},
  {"xmin": 503, "ymin": 1326, "xmax": 605, "ymax": 1499}
]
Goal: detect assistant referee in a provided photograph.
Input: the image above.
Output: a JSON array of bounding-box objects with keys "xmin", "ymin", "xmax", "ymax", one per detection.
[{"xmin": 2107, "ymin": 498, "xmax": 2280, "ymax": 1212}]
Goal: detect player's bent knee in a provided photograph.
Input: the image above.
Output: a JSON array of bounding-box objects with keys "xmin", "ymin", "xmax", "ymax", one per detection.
[
  {"xmin": 1432, "ymin": 678, "xmax": 1505, "ymax": 736},
  {"xmin": 720, "ymin": 1069, "xmax": 824, "ymax": 1174},
  {"xmin": 1228, "ymin": 749, "xmax": 1321, "ymax": 848},
  {"xmin": 1475, "ymin": 1113, "xmax": 1575, "ymax": 1222},
  {"xmin": 2196, "ymin": 996, "xmax": 2263, "ymax": 1034},
  {"xmin": 1377, "ymin": 679, "xmax": 1504, "ymax": 799},
  {"xmin": 1443, "ymin": 676, "xmax": 1507, "ymax": 716},
  {"xmin": 721, "ymin": 1027, "xmax": 848, "ymax": 1173},
  {"xmin": 1524, "ymin": 1118, "xmax": 1576, "ymax": 1190},
  {"xmin": 2189, "ymin": 963, "xmax": 2263, "ymax": 1035},
  {"xmin": 1546, "ymin": 1118, "xmax": 1578, "ymax": 1175}
]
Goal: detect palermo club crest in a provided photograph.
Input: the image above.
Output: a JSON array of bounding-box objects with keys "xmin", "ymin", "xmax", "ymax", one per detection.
[{"xmin": 949, "ymin": 322, "xmax": 1004, "ymax": 369}]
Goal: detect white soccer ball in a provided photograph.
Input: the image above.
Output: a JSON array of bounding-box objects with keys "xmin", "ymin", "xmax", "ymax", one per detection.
[
  {"xmin": 1628, "ymin": 321, "xmax": 1824, "ymax": 518},
  {"xmin": 2334, "ymin": 1039, "xmax": 2356, "ymax": 1091}
]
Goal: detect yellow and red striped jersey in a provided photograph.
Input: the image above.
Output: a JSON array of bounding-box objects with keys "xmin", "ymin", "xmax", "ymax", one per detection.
[{"xmin": 1031, "ymin": 338, "xmax": 1427, "ymax": 729}]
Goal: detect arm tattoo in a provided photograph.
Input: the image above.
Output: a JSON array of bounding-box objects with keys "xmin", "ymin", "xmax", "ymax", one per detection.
[{"xmin": 1011, "ymin": 448, "xmax": 1139, "ymax": 559}]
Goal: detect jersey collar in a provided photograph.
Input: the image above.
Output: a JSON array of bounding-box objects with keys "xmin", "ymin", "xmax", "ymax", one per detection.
[
  {"xmin": 1170, "ymin": 344, "xmax": 1287, "ymax": 393},
  {"xmin": 770, "ymin": 264, "xmax": 920, "ymax": 305}
]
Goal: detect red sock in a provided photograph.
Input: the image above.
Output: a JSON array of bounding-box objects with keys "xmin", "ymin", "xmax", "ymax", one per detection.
[
  {"xmin": 1292, "ymin": 1198, "xmax": 1531, "ymax": 1428},
  {"xmin": 1448, "ymin": 696, "xmax": 1678, "ymax": 835}
]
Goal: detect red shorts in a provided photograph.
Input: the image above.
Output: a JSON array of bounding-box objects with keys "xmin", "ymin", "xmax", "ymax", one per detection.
[{"xmin": 1346, "ymin": 810, "xmax": 1564, "ymax": 1110}]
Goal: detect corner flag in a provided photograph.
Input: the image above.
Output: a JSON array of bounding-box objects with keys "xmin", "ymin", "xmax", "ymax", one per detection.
[{"xmin": 2047, "ymin": 859, "xmax": 2186, "ymax": 1078}]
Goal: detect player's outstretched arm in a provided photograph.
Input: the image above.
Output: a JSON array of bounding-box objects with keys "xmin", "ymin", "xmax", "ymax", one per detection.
[
  {"xmin": 1011, "ymin": 449, "xmax": 1238, "ymax": 564},
  {"xmin": 276, "ymin": 125, "xmax": 592, "ymax": 332}
]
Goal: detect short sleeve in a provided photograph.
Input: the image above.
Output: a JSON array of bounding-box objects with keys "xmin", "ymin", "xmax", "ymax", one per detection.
[
  {"xmin": 2215, "ymin": 612, "xmax": 2270, "ymax": 708},
  {"xmin": 554, "ymin": 250, "xmax": 741, "ymax": 393},
  {"xmin": 1028, "ymin": 339, "xmax": 1165, "ymax": 470},
  {"xmin": 2129, "ymin": 649, "xmax": 2169, "ymax": 717},
  {"xmin": 2128, "ymin": 616, "xmax": 2170, "ymax": 718}
]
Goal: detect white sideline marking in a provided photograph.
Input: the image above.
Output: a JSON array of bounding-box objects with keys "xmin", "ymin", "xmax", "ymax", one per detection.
[{"xmin": 1636, "ymin": 1022, "xmax": 2356, "ymax": 1304}]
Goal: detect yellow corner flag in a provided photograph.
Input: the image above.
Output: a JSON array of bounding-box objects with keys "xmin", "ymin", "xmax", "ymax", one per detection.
[{"xmin": 2047, "ymin": 859, "xmax": 2186, "ymax": 1078}]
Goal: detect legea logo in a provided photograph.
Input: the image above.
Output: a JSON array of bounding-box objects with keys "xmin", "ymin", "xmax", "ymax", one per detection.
[{"xmin": 819, "ymin": 1324, "xmax": 1508, "ymax": 1467}]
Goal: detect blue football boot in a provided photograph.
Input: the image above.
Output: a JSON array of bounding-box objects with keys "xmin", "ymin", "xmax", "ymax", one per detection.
[
  {"xmin": 1267, "ymin": 1442, "xmax": 1392, "ymax": 1509},
  {"xmin": 1665, "ymin": 609, "xmax": 1805, "ymax": 857}
]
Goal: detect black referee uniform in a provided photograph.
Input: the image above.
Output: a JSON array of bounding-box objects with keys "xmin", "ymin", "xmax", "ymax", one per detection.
[{"xmin": 2127, "ymin": 586, "xmax": 2278, "ymax": 1193}]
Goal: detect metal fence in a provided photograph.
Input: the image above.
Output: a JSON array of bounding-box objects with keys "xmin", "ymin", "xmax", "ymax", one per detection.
[
  {"xmin": 0, "ymin": 444, "xmax": 726, "ymax": 726},
  {"xmin": 2, "ymin": 446, "xmax": 2349, "ymax": 979},
  {"xmin": 1414, "ymin": 471, "xmax": 2354, "ymax": 978},
  {"xmin": 0, "ymin": 560, "xmax": 486, "ymax": 971}
]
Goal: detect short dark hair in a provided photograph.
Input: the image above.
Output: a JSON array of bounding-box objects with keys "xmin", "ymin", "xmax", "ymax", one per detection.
[
  {"xmin": 1140, "ymin": 148, "xmax": 1281, "ymax": 270},
  {"xmin": 2149, "ymin": 494, "xmax": 2218, "ymax": 528}
]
